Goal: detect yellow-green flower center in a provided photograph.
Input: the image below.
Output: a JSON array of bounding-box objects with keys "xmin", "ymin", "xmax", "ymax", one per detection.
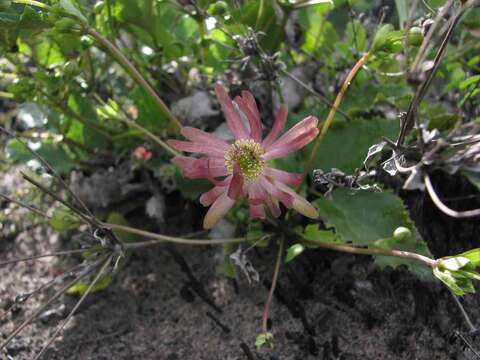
[{"xmin": 224, "ymin": 139, "xmax": 265, "ymax": 182}]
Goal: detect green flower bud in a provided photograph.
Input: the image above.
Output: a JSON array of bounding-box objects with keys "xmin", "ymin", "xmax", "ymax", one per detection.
[
  {"xmin": 407, "ymin": 27, "xmax": 423, "ymax": 46},
  {"xmin": 393, "ymin": 227, "xmax": 412, "ymax": 242},
  {"xmin": 209, "ymin": 1, "xmax": 228, "ymax": 16}
]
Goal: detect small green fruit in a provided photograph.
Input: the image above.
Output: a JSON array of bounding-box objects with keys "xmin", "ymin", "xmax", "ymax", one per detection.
[
  {"xmin": 94, "ymin": 1, "xmax": 104, "ymax": 13},
  {"xmin": 393, "ymin": 227, "xmax": 412, "ymax": 242},
  {"xmin": 209, "ymin": 1, "xmax": 228, "ymax": 16},
  {"xmin": 407, "ymin": 27, "xmax": 423, "ymax": 46},
  {"xmin": 0, "ymin": 0, "xmax": 11, "ymax": 11}
]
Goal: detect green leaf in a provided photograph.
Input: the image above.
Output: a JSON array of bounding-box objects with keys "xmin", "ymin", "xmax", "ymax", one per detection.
[
  {"xmin": 372, "ymin": 24, "xmax": 404, "ymax": 54},
  {"xmin": 106, "ymin": 212, "xmax": 139, "ymax": 243},
  {"xmin": 311, "ymin": 117, "xmax": 399, "ymax": 173},
  {"xmin": 67, "ymin": 275, "xmax": 113, "ymax": 295},
  {"xmin": 49, "ymin": 204, "xmax": 81, "ymax": 231},
  {"xmin": 5, "ymin": 138, "xmax": 75, "ymax": 173},
  {"xmin": 440, "ymin": 257, "xmax": 470, "ymax": 271},
  {"xmin": 459, "ymin": 75, "xmax": 480, "ymax": 91},
  {"xmin": 433, "ymin": 268, "xmax": 465, "ymax": 296},
  {"xmin": 285, "ymin": 243, "xmax": 305, "ymax": 263},
  {"xmin": 314, "ymin": 189, "xmax": 432, "ymax": 277},
  {"xmin": 459, "ymin": 248, "xmax": 480, "ymax": 268},
  {"xmin": 255, "ymin": 332, "xmax": 274, "ymax": 350},
  {"xmin": 59, "ymin": 0, "xmax": 87, "ymax": 22},
  {"xmin": 302, "ymin": 224, "xmax": 342, "ymax": 245}
]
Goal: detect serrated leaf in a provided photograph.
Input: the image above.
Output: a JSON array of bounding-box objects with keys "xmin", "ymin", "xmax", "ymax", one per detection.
[
  {"xmin": 314, "ymin": 188, "xmax": 432, "ymax": 277},
  {"xmin": 302, "ymin": 224, "xmax": 342, "ymax": 245},
  {"xmin": 285, "ymin": 243, "xmax": 305, "ymax": 263},
  {"xmin": 311, "ymin": 118, "xmax": 399, "ymax": 173}
]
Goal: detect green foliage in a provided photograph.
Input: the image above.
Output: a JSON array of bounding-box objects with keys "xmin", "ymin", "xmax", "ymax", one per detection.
[
  {"xmin": 434, "ymin": 254, "xmax": 480, "ymax": 296},
  {"xmin": 67, "ymin": 275, "xmax": 113, "ymax": 295},
  {"xmin": 49, "ymin": 204, "xmax": 82, "ymax": 231},
  {"xmin": 255, "ymin": 332, "xmax": 274, "ymax": 350},
  {"xmin": 314, "ymin": 189, "xmax": 432, "ymax": 276}
]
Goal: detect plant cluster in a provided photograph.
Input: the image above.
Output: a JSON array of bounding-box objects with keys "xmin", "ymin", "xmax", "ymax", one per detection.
[{"xmin": 0, "ymin": 0, "xmax": 480, "ymax": 357}]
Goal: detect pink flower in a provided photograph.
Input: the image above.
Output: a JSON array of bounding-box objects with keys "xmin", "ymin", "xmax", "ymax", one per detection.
[
  {"xmin": 133, "ymin": 146, "xmax": 153, "ymax": 161},
  {"xmin": 168, "ymin": 83, "xmax": 319, "ymax": 229}
]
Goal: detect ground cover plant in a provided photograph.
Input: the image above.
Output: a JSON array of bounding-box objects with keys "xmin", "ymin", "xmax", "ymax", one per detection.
[{"xmin": 1, "ymin": 0, "xmax": 480, "ymax": 358}]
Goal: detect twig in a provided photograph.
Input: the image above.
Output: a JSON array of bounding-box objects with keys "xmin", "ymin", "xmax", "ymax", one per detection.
[
  {"xmin": 424, "ymin": 175, "xmax": 480, "ymax": 218},
  {"xmin": 0, "ymin": 193, "xmax": 51, "ymax": 219},
  {"xmin": 0, "ymin": 257, "xmax": 105, "ymax": 351},
  {"xmin": 262, "ymin": 237, "xmax": 284, "ymax": 333},
  {"xmin": 105, "ymin": 223, "xmax": 254, "ymax": 246},
  {"xmin": 306, "ymin": 240, "xmax": 438, "ymax": 268},
  {"xmin": 302, "ymin": 53, "xmax": 370, "ymax": 181},
  {"xmin": 0, "ymin": 249, "xmax": 89, "ymax": 267},
  {"xmin": 0, "ymin": 127, "xmax": 95, "ymax": 221},
  {"xmin": 83, "ymin": 26, "xmax": 182, "ymax": 132}
]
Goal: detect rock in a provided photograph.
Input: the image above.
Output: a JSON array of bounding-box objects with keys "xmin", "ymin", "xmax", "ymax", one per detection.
[
  {"xmin": 171, "ymin": 91, "xmax": 219, "ymax": 127},
  {"xmin": 145, "ymin": 194, "xmax": 165, "ymax": 223}
]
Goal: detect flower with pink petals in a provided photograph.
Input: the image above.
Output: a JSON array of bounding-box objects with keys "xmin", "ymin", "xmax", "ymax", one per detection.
[{"xmin": 168, "ymin": 83, "xmax": 319, "ymax": 229}]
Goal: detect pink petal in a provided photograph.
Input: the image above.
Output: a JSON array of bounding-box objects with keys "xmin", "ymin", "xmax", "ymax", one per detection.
[
  {"xmin": 172, "ymin": 156, "xmax": 227, "ymax": 179},
  {"xmin": 227, "ymin": 164, "xmax": 244, "ymax": 200},
  {"xmin": 265, "ymin": 115, "xmax": 318, "ymax": 152},
  {"xmin": 203, "ymin": 192, "xmax": 236, "ymax": 229},
  {"xmin": 276, "ymin": 181, "xmax": 318, "ymax": 219},
  {"xmin": 215, "ymin": 83, "xmax": 249, "ymax": 140},
  {"xmin": 200, "ymin": 186, "xmax": 226, "ymax": 206},
  {"xmin": 263, "ymin": 127, "xmax": 319, "ymax": 161},
  {"xmin": 262, "ymin": 104, "xmax": 288, "ymax": 148},
  {"xmin": 247, "ymin": 179, "xmax": 267, "ymax": 205},
  {"xmin": 266, "ymin": 196, "xmax": 281, "ymax": 218},
  {"xmin": 249, "ymin": 202, "xmax": 266, "ymax": 219},
  {"xmin": 263, "ymin": 167, "xmax": 303, "ymax": 187},
  {"xmin": 260, "ymin": 176, "xmax": 294, "ymax": 208},
  {"xmin": 235, "ymin": 93, "xmax": 262, "ymax": 142},
  {"xmin": 167, "ymin": 139, "xmax": 226, "ymax": 157},
  {"xmin": 181, "ymin": 127, "xmax": 230, "ymax": 151}
]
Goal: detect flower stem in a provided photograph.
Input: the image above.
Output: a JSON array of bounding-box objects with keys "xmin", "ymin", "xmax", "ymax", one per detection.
[
  {"xmin": 262, "ymin": 237, "xmax": 284, "ymax": 334},
  {"xmin": 305, "ymin": 240, "xmax": 438, "ymax": 268},
  {"xmin": 83, "ymin": 26, "xmax": 183, "ymax": 132},
  {"xmin": 104, "ymin": 223, "xmax": 253, "ymax": 247},
  {"xmin": 302, "ymin": 52, "xmax": 370, "ymax": 182}
]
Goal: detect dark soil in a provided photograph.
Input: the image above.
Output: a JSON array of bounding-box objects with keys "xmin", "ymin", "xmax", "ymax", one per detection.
[{"xmin": 2, "ymin": 217, "xmax": 480, "ymax": 360}]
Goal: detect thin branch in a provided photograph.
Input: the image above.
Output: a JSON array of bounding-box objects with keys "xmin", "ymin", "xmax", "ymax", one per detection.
[
  {"xmin": 0, "ymin": 257, "xmax": 104, "ymax": 351},
  {"xmin": 0, "ymin": 193, "xmax": 51, "ymax": 219},
  {"xmin": 424, "ymin": 175, "xmax": 480, "ymax": 218},
  {"xmin": 83, "ymin": 26, "xmax": 182, "ymax": 132},
  {"xmin": 105, "ymin": 223, "xmax": 253, "ymax": 246},
  {"xmin": 0, "ymin": 127, "xmax": 95, "ymax": 221},
  {"xmin": 33, "ymin": 256, "xmax": 113, "ymax": 360},
  {"xmin": 0, "ymin": 249, "xmax": 92, "ymax": 267},
  {"xmin": 304, "ymin": 239, "xmax": 438, "ymax": 268},
  {"xmin": 262, "ymin": 237, "xmax": 284, "ymax": 333},
  {"xmin": 302, "ymin": 52, "xmax": 370, "ymax": 182}
]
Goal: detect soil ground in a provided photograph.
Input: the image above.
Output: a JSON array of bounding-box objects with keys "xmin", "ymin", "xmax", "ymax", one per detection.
[{"xmin": 1, "ymin": 217, "xmax": 480, "ymax": 360}]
